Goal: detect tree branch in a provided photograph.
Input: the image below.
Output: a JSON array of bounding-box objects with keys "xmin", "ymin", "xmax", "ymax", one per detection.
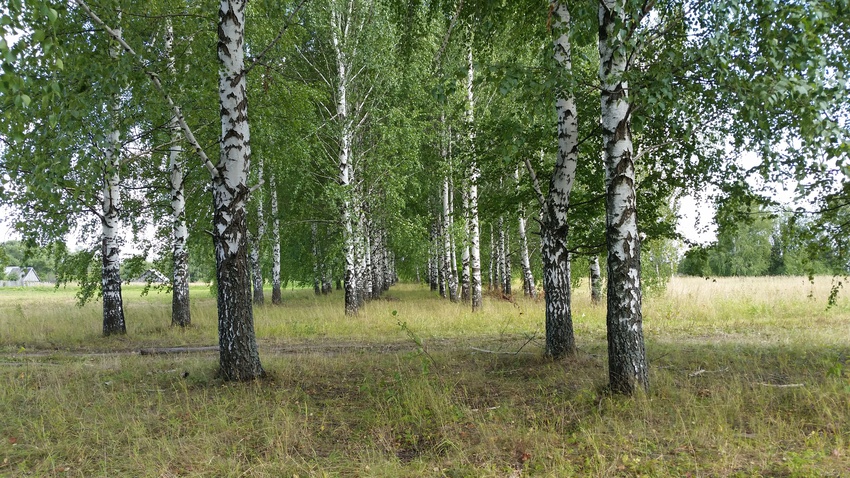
[
  {"xmin": 523, "ymin": 157, "xmax": 546, "ymax": 207},
  {"xmin": 434, "ymin": 0, "xmax": 465, "ymax": 72},
  {"xmin": 73, "ymin": 0, "xmax": 219, "ymax": 179},
  {"xmin": 235, "ymin": 0, "xmax": 310, "ymax": 87}
]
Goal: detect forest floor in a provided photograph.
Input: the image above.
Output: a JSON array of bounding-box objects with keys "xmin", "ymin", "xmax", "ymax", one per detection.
[{"xmin": 0, "ymin": 277, "xmax": 849, "ymax": 477}]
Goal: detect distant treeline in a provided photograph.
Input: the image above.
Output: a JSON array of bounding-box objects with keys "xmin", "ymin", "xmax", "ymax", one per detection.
[{"xmin": 679, "ymin": 211, "xmax": 846, "ymax": 277}]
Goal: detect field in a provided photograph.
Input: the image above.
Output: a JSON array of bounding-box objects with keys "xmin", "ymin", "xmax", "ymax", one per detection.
[{"xmin": 0, "ymin": 276, "xmax": 849, "ymax": 477}]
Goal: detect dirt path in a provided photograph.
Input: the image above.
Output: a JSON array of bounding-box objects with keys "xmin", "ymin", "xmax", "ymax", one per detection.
[{"xmin": 0, "ymin": 335, "xmax": 542, "ymax": 362}]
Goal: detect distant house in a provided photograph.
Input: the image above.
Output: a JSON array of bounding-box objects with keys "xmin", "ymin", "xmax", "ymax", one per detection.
[
  {"xmin": 129, "ymin": 269, "xmax": 170, "ymax": 285},
  {"xmin": 2, "ymin": 266, "xmax": 41, "ymax": 287}
]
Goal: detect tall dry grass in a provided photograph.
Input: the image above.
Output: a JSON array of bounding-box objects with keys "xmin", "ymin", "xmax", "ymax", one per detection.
[{"xmin": 0, "ymin": 276, "xmax": 848, "ymax": 476}]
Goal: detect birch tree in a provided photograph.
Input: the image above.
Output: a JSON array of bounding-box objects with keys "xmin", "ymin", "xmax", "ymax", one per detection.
[
  {"xmin": 99, "ymin": 22, "xmax": 126, "ymax": 336},
  {"xmin": 212, "ymin": 0, "xmax": 265, "ymax": 380},
  {"xmin": 460, "ymin": 188, "xmax": 471, "ymax": 302},
  {"xmin": 165, "ymin": 19, "xmax": 191, "ymax": 327},
  {"xmin": 589, "ymin": 255, "xmax": 602, "ymax": 305},
  {"xmin": 515, "ymin": 168, "xmax": 536, "ymax": 298},
  {"xmin": 270, "ymin": 173, "xmax": 282, "ymax": 304},
  {"xmin": 249, "ymin": 156, "xmax": 266, "ymax": 305},
  {"xmin": 442, "ymin": 173, "xmax": 459, "ymax": 302},
  {"xmin": 598, "ymin": 0, "xmax": 648, "ymax": 393},
  {"xmin": 525, "ymin": 1, "xmax": 579, "ymax": 358},
  {"xmin": 319, "ymin": 0, "xmax": 378, "ymax": 316},
  {"xmin": 466, "ymin": 39, "xmax": 483, "ymax": 312}
]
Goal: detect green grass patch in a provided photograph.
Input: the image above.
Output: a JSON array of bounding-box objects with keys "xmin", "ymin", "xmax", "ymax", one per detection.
[{"xmin": 0, "ymin": 277, "xmax": 849, "ymax": 476}]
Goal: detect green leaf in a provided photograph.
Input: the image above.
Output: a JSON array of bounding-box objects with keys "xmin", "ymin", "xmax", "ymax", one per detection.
[{"xmin": 20, "ymin": 93, "xmax": 30, "ymax": 107}]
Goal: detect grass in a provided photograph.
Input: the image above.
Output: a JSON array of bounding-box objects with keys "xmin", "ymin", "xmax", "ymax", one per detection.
[{"xmin": 0, "ymin": 276, "xmax": 849, "ymax": 476}]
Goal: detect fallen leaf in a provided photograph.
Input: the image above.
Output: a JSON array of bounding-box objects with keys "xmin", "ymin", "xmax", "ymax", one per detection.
[{"xmin": 7, "ymin": 437, "xmax": 16, "ymax": 445}]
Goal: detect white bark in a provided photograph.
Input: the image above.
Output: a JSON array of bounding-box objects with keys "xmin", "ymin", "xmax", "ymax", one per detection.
[
  {"xmin": 362, "ymin": 209, "xmax": 373, "ymax": 303},
  {"xmin": 461, "ymin": 187, "xmax": 471, "ymax": 302},
  {"xmin": 498, "ymin": 216, "xmax": 506, "ymax": 294},
  {"xmin": 250, "ymin": 157, "xmax": 265, "ymax": 305},
  {"xmin": 449, "ymin": 176, "xmax": 459, "ymax": 295},
  {"xmin": 466, "ymin": 42, "xmax": 482, "ymax": 311},
  {"xmin": 330, "ymin": 2, "xmax": 360, "ymax": 315},
  {"xmin": 599, "ymin": 0, "xmax": 648, "ymax": 394},
  {"xmin": 429, "ymin": 224, "xmax": 438, "ymax": 291},
  {"xmin": 504, "ymin": 227, "xmax": 511, "ymax": 295},
  {"xmin": 214, "ymin": 0, "xmax": 263, "ymax": 380},
  {"xmin": 590, "ymin": 255, "xmax": 602, "ymax": 305},
  {"xmin": 271, "ymin": 174, "xmax": 282, "ymax": 305},
  {"xmin": 101, "ymin": 22, "xmax": 125, "ymax": 336},
  {"xmin": 516, "ymin": 167, "xmax": 536, "ymax": 298},
  {"xmin": 101, "ymin": 100, "xmax": 125, "ymax": 336},
  {"xmin": 443, "ymin": 175, "xmax": 458, "ymax": 301},
  {"xmin": 370, "ymin": 223, "xmax": 381, "ymax": 298},
  {"xmin": 312, "ymin": 222, "xmax": 321, "ymax": 295},
  {"xmin": 488, "ymin": 224, "xmax": 495, "ymax": 291},
  {"xmin": 165, "ymin": 20, "xmax": 191, "ymax": 327},
  {"xmin": 541, "ymin": 1, "xmax": 579, "ymax": 358},
  {"xmin": 382, "ymin": 229, "xmax": 392, "ymax": 290},
  {"xmin": 438, "ymin": 220, "xmax": 446, "ymax": 298}
]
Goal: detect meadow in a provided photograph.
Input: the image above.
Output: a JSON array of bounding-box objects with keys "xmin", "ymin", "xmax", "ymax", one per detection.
[{"xmin": 0, "ymin": 276, "xmax": 848, "ymax": 477}]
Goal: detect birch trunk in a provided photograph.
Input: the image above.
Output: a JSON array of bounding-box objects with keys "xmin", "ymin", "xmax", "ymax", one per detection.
[
  {"xmin": 443, "ymin": 175, "xmax": 458, "ymax": 302},
  {"xmin": 449, "ymin": 177, "xmax": 459, "ymax": 295},
  {"xmin": 515, "ymin": 168, "xmax": 536, "ymax": 298},
  {"xmin": 498, "ymin": 217, "xmax": 506, "ymax": 294},
  {"xmin": 590, "ymin": 255, "xmax": 602, "ymax": 305},
  {"xmin": 541, "ymin": 1, "xmax": 578, "ymax": 358},
  {"xmin": 429, "ymin": 223, "xmax": 438, "ymax": 291},
  {"xmin": 371, "ymin": 224, "xmax": 383, "ymax": 298},
  {"xmin": 214, "ymin": 0, "xmax": 263, "ymax": 380},
  {"xmin": 438, "ymin": 226, "xmax": 446, "ymax": 298},
  {"xmin": 101, "ymin": 101, "xmax": 126, "ymax": 336},
  {"xmin": 164, "ymin": 21, "xmax": 191, "ymax": 327},
  {"xmin": 331, "ymin": 9, "xmax": 358, "ymax": 316},
  {"xmin": 599, "ymin": 0, "xmax": 648, "ymax": 394},
  {"xmin": 101, "ymin": 24, "xmax": 125, "ymax": 337},
  {"xmin": 460, "ymin": 189, "xmax": 471, "ymax": 302},
  {"xmin": 382, "ymin": 229, "xmax": 392, "ymax": 291},
  {"xmin": 488, "ymin": 224, "xmax": 494, "ymax": 291},
  {"xmin": 312, "ymin": 223, "xmax": 321, "ymax": 295},
  {"xmin": 249, "ymin": 156, "xmax": 265, "ymax": 305},
  {"xmin": 361, "ymin": 211, "xmax": 373, "ymax": 304},
  {"xmin": 467, "ymin": 42, "xmax": 482, "ymax": 311},
  {"xmin": 270, "ymin": 174, "xmax": 282, "ymax": 305},
  {"xmin": 504, "ymin": 228, "xmax": 511, "ymax": 295}
]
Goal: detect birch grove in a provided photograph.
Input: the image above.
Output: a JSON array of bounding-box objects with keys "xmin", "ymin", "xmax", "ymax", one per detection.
[{"xmin": 4, "ymin": 0, "xmax": 844, "ymax": 396}]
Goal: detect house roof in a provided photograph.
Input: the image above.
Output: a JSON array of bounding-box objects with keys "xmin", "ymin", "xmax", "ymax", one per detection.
[{"xmin": 4, "ymin": 266, "xmax": 40, "ymax": 282}]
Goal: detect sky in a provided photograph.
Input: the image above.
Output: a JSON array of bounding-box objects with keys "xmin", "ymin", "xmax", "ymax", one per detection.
[
  {"xmin": 0, "ymin": 197, "xmax": 721, "ymax": 258},
  {"xmin": 675, "ymin": 193, "xmax": 717, "ymax": 245}
]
